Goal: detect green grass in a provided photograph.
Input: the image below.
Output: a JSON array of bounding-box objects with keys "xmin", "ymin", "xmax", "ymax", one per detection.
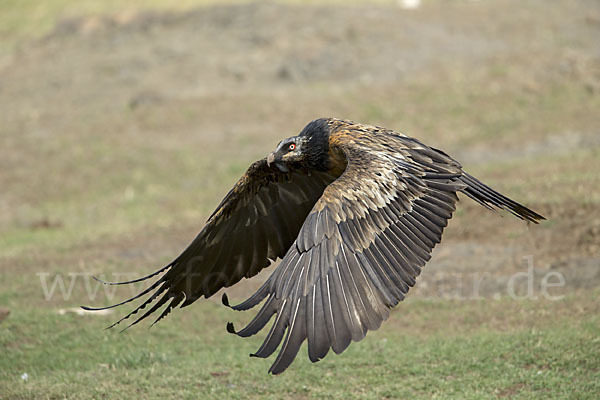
[
  {"xmin": 0, "ymin": 0, "xmax": 394, "ymax": 54},
  {"xmin": 1, "ymin": 295, "xmax": 599, "ymax": 399},
  {"xmin": 0, "ymin": 0, "xmax": 239, "ymax": 48}
]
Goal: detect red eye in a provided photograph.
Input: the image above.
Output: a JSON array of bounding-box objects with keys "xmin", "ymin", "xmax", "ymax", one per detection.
[{"xmin": 288, "ymin": 143, "xmax": 296, "ymax": 151}]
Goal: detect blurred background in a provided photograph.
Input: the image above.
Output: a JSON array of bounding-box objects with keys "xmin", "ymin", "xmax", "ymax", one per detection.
[{"xmin": 1, "ymin": 0, "xmax": 599, "ymax": 398}]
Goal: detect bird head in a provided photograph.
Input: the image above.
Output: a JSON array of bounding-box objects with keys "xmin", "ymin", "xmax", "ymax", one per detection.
[
  {"xmin": 267, "ymin": 118, "xmax": 333, "ymax": 173},
  {"xmin": 267, "ymin": 136, "xmax": 307, "ymax": 173}
]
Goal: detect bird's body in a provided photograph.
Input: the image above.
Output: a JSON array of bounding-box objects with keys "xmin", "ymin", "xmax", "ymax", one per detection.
[{"xmin": 85, "ymin": 118, "xmax": 544, "ymax": 374}]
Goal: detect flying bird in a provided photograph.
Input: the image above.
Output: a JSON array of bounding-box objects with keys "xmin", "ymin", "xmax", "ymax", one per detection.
[{"xmin": 84, "ymin": 118, "xmax": 544, "ymax": 374}]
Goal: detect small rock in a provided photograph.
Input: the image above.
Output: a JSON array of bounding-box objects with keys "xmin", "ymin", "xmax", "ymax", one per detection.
[
  {"xmin": 28, "ymin": 218, "xmax": 63, "ymax": 231},
  {"xmin": 0, "ymin": 308, "xmax": 9, "ymax": 323}
]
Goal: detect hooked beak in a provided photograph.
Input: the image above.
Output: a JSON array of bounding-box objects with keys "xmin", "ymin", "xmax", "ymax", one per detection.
[{"xmin": 266, "ymin": 151, "xmax": 289, "ymax": 173}]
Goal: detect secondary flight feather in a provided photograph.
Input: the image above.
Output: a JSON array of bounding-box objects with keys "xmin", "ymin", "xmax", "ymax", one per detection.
[{"xmin": 84, "ymin": 118, "xmax": 544, "ymax": 374}]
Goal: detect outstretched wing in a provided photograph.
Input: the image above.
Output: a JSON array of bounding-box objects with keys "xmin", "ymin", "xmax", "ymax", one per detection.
[
  {"xmin": 225, "ymin": 127, "xmax": 467, "ymax": 374},
  {"xmin": 83, "ymin": 158, "xmax": 340, "ymax": 330}
]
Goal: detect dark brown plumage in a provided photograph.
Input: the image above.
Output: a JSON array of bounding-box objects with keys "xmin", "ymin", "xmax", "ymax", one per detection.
[{"xmin": 84, "ymin": 118, "xmax": 545, "ymax": 374}]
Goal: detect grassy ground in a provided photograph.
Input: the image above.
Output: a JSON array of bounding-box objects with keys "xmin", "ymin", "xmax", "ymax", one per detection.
[
  {"xmin": 1, "ymin": 0, "xmax": 599, "ymax": 399},
  {"xmin": 2, "ymin": 294, "xmax": 599, "ymax": 399}
]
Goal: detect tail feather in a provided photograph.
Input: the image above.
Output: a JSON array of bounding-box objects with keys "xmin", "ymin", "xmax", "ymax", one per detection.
[{"xmin": 460, "ymin": 172, "xmax": 545, "ymax": 223}]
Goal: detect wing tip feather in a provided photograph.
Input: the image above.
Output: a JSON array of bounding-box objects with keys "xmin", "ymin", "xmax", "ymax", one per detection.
[{"xmin": 226, "ymin": 322, "xmax": 236, "ymax": 334}]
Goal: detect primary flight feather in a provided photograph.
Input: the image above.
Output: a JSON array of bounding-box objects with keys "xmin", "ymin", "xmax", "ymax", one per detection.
[{"xmin": 84, "ymin": 118, "xmax": 544, "ymax": 374}]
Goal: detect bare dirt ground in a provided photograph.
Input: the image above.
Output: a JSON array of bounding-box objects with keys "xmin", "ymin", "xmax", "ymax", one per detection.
[{"xmin": 1, "ymin": 0, "xmax": 599, "ymax": 309}]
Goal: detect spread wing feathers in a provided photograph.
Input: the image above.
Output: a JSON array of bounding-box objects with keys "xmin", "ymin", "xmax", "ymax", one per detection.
[
  {"xmin": 83, "ymin": 158, "xmax": 339, "ymax": 330},
  {"xmin": 225, "ymin": 133, "xmax": 466, "ymax": 374}
]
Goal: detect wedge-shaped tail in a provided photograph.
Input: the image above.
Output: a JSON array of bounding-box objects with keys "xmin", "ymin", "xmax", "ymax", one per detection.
[{"xmin": 459, "ymin": 172, "xmax": 544, "ymax": 223}]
